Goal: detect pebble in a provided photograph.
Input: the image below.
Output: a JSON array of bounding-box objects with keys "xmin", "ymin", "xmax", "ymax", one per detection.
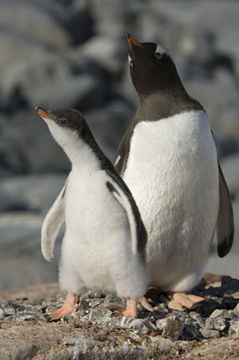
[
  {"xmin": 129, "ymin": 319, "xmax": 150, "ymax": 334},
  {"xmin": 209, "ymin": 309, "xmax": 225, "ymax": 319},
  {"xmin": 180, "ymin": 323, "xmax": 201, "ymax": 340},
  {"xmin": 205, "ymin": 318, "xmax": 228, "ymax": 332},
  {"xmin": 89, "ymin": 308, "xmax": 112, "ymax": 323},
  {"xmin": 1, "ymin": 276, "xmax": 239, "ymax": 344},
  {"xmin": 162, "ymin": 318, "xmax": 183, "ymax": 341},
  {"xmin": 156, "ymin": 318, "xmax": 167, "ymax": 332},
  {"xmin": 200, "ymin": 328, "xmax": 220, "ymax": 339},
  {"xmin": 229, "ymin": 321, "xmax": 239, "ymax": 335}
]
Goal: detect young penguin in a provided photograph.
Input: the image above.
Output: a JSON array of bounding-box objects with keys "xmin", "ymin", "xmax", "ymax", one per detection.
[
  {"xmin": 35, "ymin": 106, "xmax": 148, "ymax": 318},
  {"xmin": 115, "ymin": 35, "xmax": 234, "ymax": 310}
]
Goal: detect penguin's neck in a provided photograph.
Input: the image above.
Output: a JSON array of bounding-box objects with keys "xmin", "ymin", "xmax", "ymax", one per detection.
[
  {"xmin": 63, "ymin": 139, "xmax": 101, "ymax": 173},
  {"xmin": 136, "ymin": 87, "xmax": 202, "ymax": 122}
]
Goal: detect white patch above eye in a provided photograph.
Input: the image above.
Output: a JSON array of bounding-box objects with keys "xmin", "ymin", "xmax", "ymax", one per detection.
[
  {"xmin": 128, "ymin": 54, "xmax": 132, "ymax": 63},
  {"xmin": 155, "ymin": 44, "xmax": 166, "ymax": 55}
]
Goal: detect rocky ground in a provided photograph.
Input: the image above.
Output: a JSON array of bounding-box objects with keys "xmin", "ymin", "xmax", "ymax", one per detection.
[
  {"xmin": 1, "ymin": 276, "xmax": 239, "ymax": 359},
  {"xmin": 0, "ymin": 1, "xmax": 238, "ymax": 287}
]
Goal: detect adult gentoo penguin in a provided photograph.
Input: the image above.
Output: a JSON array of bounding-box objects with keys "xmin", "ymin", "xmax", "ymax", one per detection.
[
  {"xmin": 35, "ymin": 106, "xmax": 148, "ymax": 318},
  {"xmin": 115, "ymin": 34, "xmax": 234, "ymax": 310}
]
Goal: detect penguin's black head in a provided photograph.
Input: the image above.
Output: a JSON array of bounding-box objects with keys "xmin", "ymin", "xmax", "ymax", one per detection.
[
  {"xmin": 127, "ymin": 34, "xmax": 183, "ymax": 97},
  {"xmin": 35, "ymin": 106, "xmax": 88, "ymax": 136}
]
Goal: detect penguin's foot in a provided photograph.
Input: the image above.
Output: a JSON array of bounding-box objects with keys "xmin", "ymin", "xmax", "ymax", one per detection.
[
  {"xmin": 48, "ymin": 292, "xmax": 79, "ymax": 319},
  {"xmin": 122, "ymin": 298, "xmax": 137, "ymax": 318},
  {"xmin": 168, "ymin": 292, "xmax": 204, "ymax": 311},
  {"xmin": 121, "ymin": 296, "xmax": 154, "ymax": 318}
]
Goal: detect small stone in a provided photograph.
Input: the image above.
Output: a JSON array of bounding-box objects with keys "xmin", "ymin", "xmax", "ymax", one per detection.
[
  {"xmin": 221, "ymin": 276, "xmax": 239, "ymax": 293},
  {"xmin": 120, "ymin": 316, "xmax": 133, "ymax": 328},
  {"xmin": 200, "ymin": 328, "xmax": 220, "ymax": 339},
  {"xmin": 209, "ymin": 309, "xmax": 224, "ymax": 319},
  {"xmin": 189, "ymin": 312, "xmax": 205, "ymax": 327},
  {"xmin": 15, "ymin": 314, "xmax": 36, "ymax": 322},
  {"xmin": 205, "ymin": 318, "xmax": 228, "ymax": 331},
  {"xmin": 0, "ymin": 307, "xmax": 4, "ymax": 319},
  {"xmin": 89, "ymin": 308, "xmax": 112, "ymax": 323},
  {"xmin": 213, "ymin": 318, "xmax": 228, "ymax": 332},
  {"xmin": 41, "ymin": 296, "xmax": 57, "ymax": 306},
  {"xmin": 232, "ymin": 303, "xmax": 239, "ymax": 314},
  {"xmin": 229, "ymin": 321, "xmax": 239, "ymax": 335},
  {"xmin": 156, "ymin": 318, "xmax": 167, "ymax": 331},
  {"xmin": 227, "ymin": 310, "xmax": 239, "ymax": 321},
  {"xmin": 88, "ymin": 299, "xmax": 103, "ymax": 308},
  {"xmin": 232, "ymin": 292, "xmax": 239, "ymax": 299},
  {"xmin": 78, "ymin": 298, "xmax": 90, "ymax": 312},
  {"xmin": 1, "ymin": 302, "xmax": 20, "ymax": 315},
  {"xmin": 152, "ymin": 309, "xmax": 168, "ymax": 320},
  {"xmin": 162, "ymin": 318, "xmax": 183, "ymax": 341},
  {"xmin": 180, "ymin": 323, "xmax": 201, "ymax": 340},
  {"xmin": 129, "ymin": 331, "xmax": 140, "ymax": 340},
  {"xmin": 82, "ymin": 290, "xmax": 105, "ymax": 299},
  {"xmin": 129, "ymin": 319, "xmax": 150, "ymax": 334},
  {"xmin": 143, "ymin": 337, "xmax": 174, "ymax": 354}
]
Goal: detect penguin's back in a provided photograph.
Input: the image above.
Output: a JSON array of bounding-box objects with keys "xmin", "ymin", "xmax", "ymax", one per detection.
[{"xmin": 123, "ymin": 109, "xmax": 219, "ymax": 291}]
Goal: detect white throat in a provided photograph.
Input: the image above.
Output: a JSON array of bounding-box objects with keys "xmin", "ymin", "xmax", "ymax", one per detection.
[{"xmin": 44, "ymin": 118, "xmax": 100, "ymax": 171}]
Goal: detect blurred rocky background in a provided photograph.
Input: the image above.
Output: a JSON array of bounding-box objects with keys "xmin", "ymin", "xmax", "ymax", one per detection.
[{"xmin": 0, "ymin": 0, "xmax": 238, "ymax": 289}]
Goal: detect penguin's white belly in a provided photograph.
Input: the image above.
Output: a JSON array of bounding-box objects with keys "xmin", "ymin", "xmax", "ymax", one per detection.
[
  {"xmin": 62, "ymin": 169, "xmax": 129, "ymax": 292},
  {"xmin": 123, "ymin": 110, "xmax": 219, "ymax": 291}
]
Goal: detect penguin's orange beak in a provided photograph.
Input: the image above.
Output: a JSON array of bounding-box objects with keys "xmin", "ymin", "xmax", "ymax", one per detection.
[
  {"xmin": 34, "ymin": 106, "xmax": 53, "ymax": 120},
  {"xmin": 127, "ymin": 33, "xmax": 143, "ymax": 50}
]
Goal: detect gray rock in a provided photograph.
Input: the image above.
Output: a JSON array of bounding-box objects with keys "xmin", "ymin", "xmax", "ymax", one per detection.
[
  {"xmin": 0, "ymin": 111, "xmax": 69, "ymax": 174},
  {"xmin": 189, "ymin": 312, "xmax": 205, "ymax": 328},
  {"xmin": 0, "ymin": 212, "xmax": 59, "ymax": 290},
  {"xmin": 162, "ymin": 317, "xmax": 183, "ymax": 341},
  {"xmin": 229, "ymin": 320, "xmax": 239, "ymax": 335},
  {"xmin": 221, "ymin": 276, "xmax": 239, "ymax": 293},
  {"xmin": 129, "ymin": 319, "xmax": 150, "ymax": 334},
  {"xmin": 200, "ymin": 328, "xmax": 220, "ymax": 339},
  {"xmin": 1, "ymin": 55, "xmax": 71, "ymax": 104},
  {"xmin": 89, "ymin": 308, "xmax": 112, "ymax": 323},
  {"xmin": 156, "ymin": 318, "xmax": 167, "ymax": 332},
  {"xmin": 0, "ymin": 1, "xmax": 70, "ymax": 49},
  {"xmin": 79, "ymin": 35, "xmax": 127, "ymax": 75},
  {"xmin": 232, "ymin": 303, "xmax": 239, "ymax": 314},
  {"xmin": 209, "ymin": 309, "xmax": 225, "ymax": 319},
  {"xmin": 205, "ymin": 318, "xmax": 228, "ymax": 332},
  {"xmin": 89, "ymin": 0, "xmax": 145, "ymax": 36},
  {"xmin": 0, "ymin": 174, "xmax": 66, "ymax": 213},
  {"xmin": 29, "ymin": 74, "xmax": 106, "ymax": 110},
  {"xmin": 86, "ymin": 100, "xmax": 133, "ymax": 161},
  {"xmin": 179, "ymin": 323, "xmax": 201, "ymax": 340},
  {"xmin": 0, "ymin": 30, "xmax": 49, "ymax": 84},
  {"xmin": 186, "ymin": 77, "xmax": 239, "ymax": 145}
]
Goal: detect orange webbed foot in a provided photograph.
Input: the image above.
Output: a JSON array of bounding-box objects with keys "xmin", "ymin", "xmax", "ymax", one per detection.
[
  {"xmin": 48, "ymin": 292, "xmax": 79, "ymax": 319},
  {"xmin": 122, "ymin": 298, "xmax": 138, "ymax": 318}
]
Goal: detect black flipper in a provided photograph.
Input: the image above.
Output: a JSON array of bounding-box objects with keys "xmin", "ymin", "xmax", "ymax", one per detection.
[
  {"xmin": 105, "ymin": 170, "xmax": 147, "ymax": 255},
  {"xmin": 217, "ymin": 164, "xmax": 234, "ymax": 257}
]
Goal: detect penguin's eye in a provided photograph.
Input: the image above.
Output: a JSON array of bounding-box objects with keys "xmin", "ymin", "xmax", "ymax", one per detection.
[
  {"xmin": 128, "ymin": 55, "xmax": 133, "ymax": 67},
  {"xmin": 155, "ymin": 52, "xmax": 163, "ymax": 60},
  {"xmin": 155, "ymin": 44, "xmax": 166, "ymax": 60},
  {"xmin": 60, "ymin": 118, "xmax": 67, "ymax": 126}
]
